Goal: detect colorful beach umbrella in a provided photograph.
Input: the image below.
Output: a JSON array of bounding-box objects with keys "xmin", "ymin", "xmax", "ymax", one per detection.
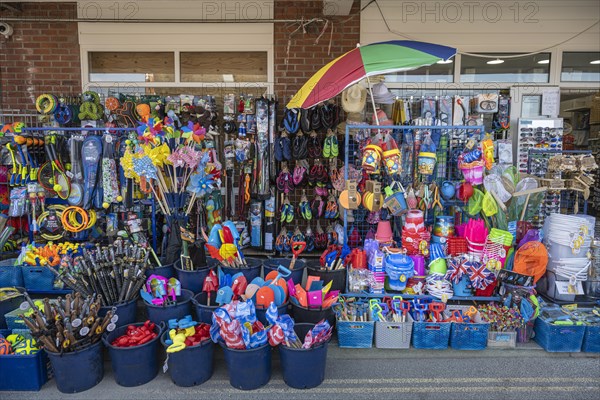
[{"xmin": 286, "ymin": 40, "xmax": 456, "ymax": 109}]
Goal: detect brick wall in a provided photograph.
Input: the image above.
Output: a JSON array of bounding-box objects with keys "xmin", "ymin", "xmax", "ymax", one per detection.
[
  {"xmin": 0, "ymin": 2, "xmax": 81, "ymax": 112},
  {"xmin": 274, "ymin": 0, "xmax": 361, "ymax": 105},
  {"xmin": 0, "ymin": 1, "xmax": 359, "ymax": 112}
]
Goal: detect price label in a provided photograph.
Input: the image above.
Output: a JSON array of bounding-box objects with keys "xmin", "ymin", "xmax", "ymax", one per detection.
[
  {"xmin": 79, "ymin": 327, "xmax": 90, "ymax": 336},
  {"xmin": 72, "ymin": 319, "xmax": 82, "ymax": 328},
  {"xmin": 107, "ymin": 323, "xmax": 116, "ymax": 332}
]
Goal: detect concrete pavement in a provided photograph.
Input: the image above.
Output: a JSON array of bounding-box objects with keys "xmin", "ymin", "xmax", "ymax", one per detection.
[{"xmin": 3, "ymin": 341, "xmax": 600, "ymax": 400}]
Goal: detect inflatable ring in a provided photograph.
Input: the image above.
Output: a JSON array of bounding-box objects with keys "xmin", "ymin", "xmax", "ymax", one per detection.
[
  {"xmin": 54, "ymin": 104, "xmax": 73, "ymax": 125},
  {"xmin": 105, "ymin": 96, "xmax": 120, "ymax": 111},
  {"xmin": 35, "ymin": 94, "xmax": 58, "ymax": 114},
  {"xmin": 79, "ymin": 101, "xmax": 100, "ymax": 120}
]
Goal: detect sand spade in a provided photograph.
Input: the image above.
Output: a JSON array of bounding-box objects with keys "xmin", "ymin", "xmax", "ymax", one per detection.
[{"xmin": 289, "ymin": 241, "xmax": 307, "ymax": 270}]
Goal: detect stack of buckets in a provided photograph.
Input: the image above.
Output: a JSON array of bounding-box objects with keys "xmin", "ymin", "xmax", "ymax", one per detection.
[
  {"xmin": 401, "ymin": 210, "xmax": 430, "ymax": 256},
  {"xmin": 542, "ymin": 214, "xmax": 596, "ymax": 301},
  {"xmin": 430, "ymin": 215, "xmax": 469, "ymax": 296}
]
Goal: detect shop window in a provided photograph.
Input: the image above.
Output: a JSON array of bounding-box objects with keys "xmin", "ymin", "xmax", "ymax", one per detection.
[
  {"xmin": 385, "ymin": 61, "xmax": 454, "ymax": 83},
  {"xmin": 89, "ymin": 52, "xmax": 175, "ymax": 82},
  {"xmin": 561, "ymin": 52, "xmax": 600, "ymax": 82},
  {"xmin": 461, "ymin": 53, "xmax": 550, "ymax": 83},
  {"xmin": 180, "ymin": 52, "xmax": 268, "ymax": 83}
]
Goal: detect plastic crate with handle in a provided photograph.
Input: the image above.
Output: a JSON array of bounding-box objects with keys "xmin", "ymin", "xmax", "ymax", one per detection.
[
  {"xmin": 337, "ymin": 319, "xmax": 374, "ymax": 348},
  {"xmin": 375, "ymin": 313, "xmax": 413, "ymax": 349}
]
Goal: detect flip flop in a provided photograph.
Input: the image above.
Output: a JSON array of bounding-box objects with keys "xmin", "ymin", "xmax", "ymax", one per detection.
[
  {"xmin": 330, "ymin": 134, "xmax": 339, "ymax": 157},
  {"xmin": 322, "ymin": 135, "xmax": 332, "ymax": 158},
  {"xmin": 310, "ymin": 105, "xmax": 322, "ymax": 132},
  {"xmin": 281, "ymin": 135, "xmax": 292, "ymax": 161},
  {"xmin": 283, "ymin": 108, "xmax": 300, "ymax": 134},
  {"xmin": 286, "ymin": 204, "xmax": 294, "ymax": 223},
  {"xmin": 300, "ymin": 108, "xmax": 311, "ymax": 134},
  {"xmin": 274, "ymin": 136, "xmax": 283, "ymax": 162}
]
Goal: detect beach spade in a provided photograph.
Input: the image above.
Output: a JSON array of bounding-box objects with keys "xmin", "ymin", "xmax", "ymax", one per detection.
[
  {"xmin": 219, "ymin": 243, "xmax": 238, "ymax": 263},
  {"xmin": 202, "ymin": 269, "xmax": 218, "ymax": 306}
]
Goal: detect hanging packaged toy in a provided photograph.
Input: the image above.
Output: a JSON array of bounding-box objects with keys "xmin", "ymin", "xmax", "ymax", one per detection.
[
  {"xmin": 417, "ymin": 133, "xmax": 436, "ymax": 175},
  {"xmin": 381, "ymin": 133, "xmax": 402, "ymax": 176}
]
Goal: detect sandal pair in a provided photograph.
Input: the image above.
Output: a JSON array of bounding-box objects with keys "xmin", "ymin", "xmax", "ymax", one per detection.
[
  {"xmin": 274, "ymin": 134, "xmax": 292, "ymax": 162},
  {"xmin": 322, "ymin": 132, "xmax": 339, "ymax": 158}
]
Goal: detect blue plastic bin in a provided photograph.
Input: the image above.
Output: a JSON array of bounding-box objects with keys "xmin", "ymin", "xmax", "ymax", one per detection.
[
  {"xmin": 0, "ymin": 259, "xmax": 23, "ymax": 287},
  {"xmin": 582, "ymin": 325, "xmax": 600, "ymax": 353},
  {"xmin": 175, "ymin": 261, "xmax": 211, "ymax": 294},
  {"xmin": 256, "ymin": 302, "xmax": 288, "ymax": 326},
  {"xmin": 534, "ymin": 318, "xmax": 586, "ymax": 352},
  {"xmin": 99, "ymin": 298, "xmax": 138, "ymax": 327},
  {"xmin": 0, "ymin": 329, "xmax": 49, "ymax": 391},
  {"xmin": 103, "ymin": 321, "xmax": 162, "ymax": 387},
  {"xmin": 220, "ymin": 342, "xmax": 271, "ymax": 390},
  {"xmin": 45, "ymin": 341, "xmax": 104, "ymax": 393},
  {"xmin": 450, "ymin": 322, "xmax": 490, "ymax": 350},
  {"xmin": 22, "ymin": 266, "xmax": 54, "ymax": 291},
  {"xmin": 412, "ymin": 322, "xmax": 451, "ymax": 350},
  {"xmin": 145, "ymin": 289, "xmax": 194, "ymax": 324},
  {"xmin": 263, "ymin": 258, "xmax": 306, "ymax": 285},
  {"xmin": 279, "ymin": 323, "xmax": 330, "ymax": 389},
  {"xmin": 145, "ymin": 262, "xmax": 176, "ymax": 279},
  {"xmin": 337, "ymin": 320, "xmax": 374, "ymax": 348},
  {"xmin": 161, "ymin": 331, "xmax": 214, "ymax": 387},
  {"xmin": 192, "ymin": 292, "xmax": 218, "ymax": 324},
  {"xmin": 220, "ymin": 258, "xmax": 262, "ymax": 283}
]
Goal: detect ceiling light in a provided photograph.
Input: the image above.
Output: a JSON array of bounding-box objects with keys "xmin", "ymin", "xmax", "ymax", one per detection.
[
  {"xmin": 437, "ymin": 59, "xmax": 453, "ymax": 64},
  {"xmin": 487, "ymin": 59, "xmax": 504, "ymax": 65},
  {"xmin": 590, "ymin": 60, "xmax": 600, "ymax": 64},
  {"xmin": 538, "ymin": 59, "xmax": 550, "ymax": 64}
]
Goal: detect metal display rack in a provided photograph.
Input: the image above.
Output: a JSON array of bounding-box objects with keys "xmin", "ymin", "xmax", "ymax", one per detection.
[
  {"xmin": 342, "ymin": 124, "xmax": 485, "ymax": 246},
  {"xmin": 339, "ymin": 123, "xmax": 499, "ymax": 303}
]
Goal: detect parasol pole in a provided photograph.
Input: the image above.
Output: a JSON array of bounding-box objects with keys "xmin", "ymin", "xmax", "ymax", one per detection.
[{"xmin": 365, "ymin": 75, "xmax": 380, "ymax": 126}]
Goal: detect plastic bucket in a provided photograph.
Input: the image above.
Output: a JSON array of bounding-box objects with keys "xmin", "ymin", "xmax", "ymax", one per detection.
[
  {"xmin": 175, "ymin": 261, "xmax": 211, "ymax": 294},
  {"xmin": 99, "ymin": 298, "xmax": 137, "ymax": 327},
  {"xmin": 160, "ymin": 331, "xmax": 214, "ymax": 387},
  {"xmin": 145, "ymin": 262, "xmax": 176, "ymax": 279},
  {"xmin": 145, "ymin": 289, "xmax": 194, "ymax": 324},
  {"xmin": 306, "ymin": 263, "xmax": 347, "ymax": 293},
  {"xmin": 192, "ymin": 292, "xmax": 218, "ymax": 324},
  {"xmin": 220, "ymin": 342, "xmax": 271, "ymax": 390},
  {"xmin": 291, "ymin": 303, "xmax": 335, "ymax": 326},
  {"xmin": 103, "ymin": 322, "xmax": 162, "ymax": 387},
  {"xmin": 220, "ymin": 258, "xmax": 262, "ymax": 282},
  {"xmin": 256, "ymin": 302, "xmax": 289, "ymax": 325},
  {"xmin": 263, "ymin": 258, "xmax": 306, "ymax": 285},
  {"xmin": 45, "ymin": 341, "xmax": 104, "ymax": 393},
  {"xmin": 279, "ymin": 323, "xmax": 329, "ymax": 389}
]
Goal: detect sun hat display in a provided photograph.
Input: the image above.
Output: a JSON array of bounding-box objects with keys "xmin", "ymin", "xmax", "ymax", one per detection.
[
  {"xmin": 341, "ymin": 84, "xmax": 367, "ymax": 113},
  {"xmin": 369, "ymin": 82, "xmax": 395, "ymax": 104}
]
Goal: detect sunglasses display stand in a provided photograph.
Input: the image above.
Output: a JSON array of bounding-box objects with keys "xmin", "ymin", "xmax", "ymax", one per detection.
[{"xmin": 516, "ymin": 118, "xmax": 564, "ymax": 174}]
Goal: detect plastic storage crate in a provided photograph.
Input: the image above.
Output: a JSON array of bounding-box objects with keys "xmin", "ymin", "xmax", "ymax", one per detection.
[
  {"xmin": 445, "ymin": 305, "xmax": 489, "ymax": 351},
  {"xmin": 412, "ymin": 322, "xmax": 451, "ymax": 350},
  {"xmin": 582, "ymin": 325, "xmax": 600, "ymax": 353},
  {"xmin": 488, "ymin": 331, "xmax": 517, "ymax": 348},
  {"xmin": 374, "ymin": 314, "xmax": 413, "ymax": 349},
  {"xmin": 0, "ymin": 258, "xmax": 23, "ymax": 287},
  {"xmin": 4, "ymin": 307, "xmax": 28, "ymax": 330},
  {"xmin": 0, "ymin": 329, "xmax": 50, "ymax": 391},
  {"xmin": 450, "ymin": 322, "xmax": 489, "ymax": 350},
  {"xmin": 22, "ymin": 266, "xmax": 55, "ymax": 291},
  {"xmin": 337, "ymin": 320, "xmax": 374, "ymax": 348},
  {"xmin": 534, "ymin": 318, "xmax": 586, "ymax": 352}
]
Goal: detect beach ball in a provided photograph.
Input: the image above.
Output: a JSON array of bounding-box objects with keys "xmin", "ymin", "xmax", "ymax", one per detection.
[
  {"xmin": 13, "ymin": 339, "xmax": 39, "ymax": 355},
  {"xmin": 0, "ymin": 338, "xmax": 13, "ymax": 355},
  {"xmin": 6, "ymin": 333, "xmax": 25, "ymax": 346}
]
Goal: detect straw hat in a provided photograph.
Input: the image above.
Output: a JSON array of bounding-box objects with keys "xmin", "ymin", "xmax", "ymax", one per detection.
[{"xmin": 342, "ymin": 84, "xmax": 367, "ymax": 113}]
